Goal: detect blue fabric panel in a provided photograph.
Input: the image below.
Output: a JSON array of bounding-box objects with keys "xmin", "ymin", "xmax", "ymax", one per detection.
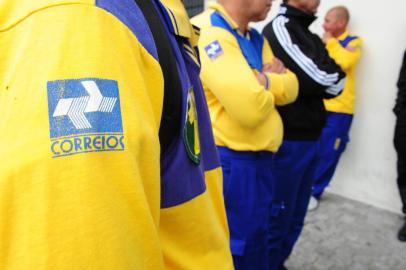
[
  {"xmin": 96, "ymin": 0, "xmax": 158, "ymax": 60},
  {"xmin": 150, "ymin": 0, "xmax": 220, "ymax": 208},
  {"xmin": 181, "ymin": 45, "xmax": 222, "ymax": 171},
  {"xmin": 312, "ymin": 112, "xmax": 353, "ymax": 199},
  {"xmin": 268, "ymin": 140, "xmax": 319, "ymax": 270},
  {"xmin": 218, "ymin": 146, "xmax": 273, "ymax": 270},
  {"xmin": 210, "ymin": 11, "xmax": 264, "ymax": 71},
  {"xmin": 339, "ymin": 35, "xmax": 358, "ymax": 48},
  {"xmin": 230, "ymin": 239, "xmax": 246, "ymax": 256}
]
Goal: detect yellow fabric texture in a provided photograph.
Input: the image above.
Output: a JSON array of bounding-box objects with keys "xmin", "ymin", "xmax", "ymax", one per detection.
[
  {"xmin": 324, "ymin": 31, "xmax": 363, "ymax": 114},
  {"xmin": 159, "ymin": 1, "xmax": 234, "ymax": 269},
  {"xmin": 0, "ymin": 2, "xmax": 165, "ymax": 269},
  {"xmin": 160, "ymin": 168, "xmax": 234, "ymax": 270},
  {"xmin": 192, "ymin": 3, "xmax": 298, "ymax": 152},
  {"xmin": 161, "ymin": 0, "xmax": 193, "ymax": 38}
]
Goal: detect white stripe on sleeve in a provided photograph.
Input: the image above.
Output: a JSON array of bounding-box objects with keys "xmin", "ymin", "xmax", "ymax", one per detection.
[
  {"xmin": 272, "ymin": 16, "xmax": 339, "ymax": 86},
  {"xmin": 326, "ymin": 77, "xmax": 346, "ymax": 96}
]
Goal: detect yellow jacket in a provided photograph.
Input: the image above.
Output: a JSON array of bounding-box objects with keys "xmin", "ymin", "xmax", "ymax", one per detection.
[
  {"xmin": 324, "ymin": 31, "xmax": 363, "ymax": 114},
  {"xmin": 0, "ymin": 1, "xmax": 232, "ymax": 269},
  {"xmin": 193, "ymin": 3, "xmax": 298, "ymax": 152}
]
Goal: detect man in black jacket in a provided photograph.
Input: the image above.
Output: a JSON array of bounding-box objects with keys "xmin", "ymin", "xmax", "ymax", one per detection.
[
  {"xmin": 394, "ymin": 50, "xmax": 406, "ymax": 242},
  {"xmin": 262, "ymin": 0, "xmax": 346, "ymax": 269}
]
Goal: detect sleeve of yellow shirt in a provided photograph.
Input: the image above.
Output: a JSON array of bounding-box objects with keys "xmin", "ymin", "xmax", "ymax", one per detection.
[
  {"xmin": 326, "ymin": 38, "xmax": 363, "ymax": 72},
  {"xmin": 262, "ymin": 39, "xmax": 299, "ymax": 106},
  {"xmin": 198, "ymin": 27, "xmax": 275, "ymax": 129},
  {"xmin": 0, "ymin": 4, "xmax": 164, "ymax": 269}
]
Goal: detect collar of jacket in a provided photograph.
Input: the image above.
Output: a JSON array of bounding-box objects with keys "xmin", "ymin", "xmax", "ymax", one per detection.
[
  {"xmin": 208, "ymin": 2, "xmax": 253, "ymax": 36},
  {"xmin": 278, "ymin": 3, "xmax": 317, "ymax": 28},
  {"xmin": 160, "ymin": 0, "xmax": 194, "ymax": 39},
  {"xmin": 208, "ymin": 2, "xmax": 238, "ymax": 30},
  {"xmin": 337, "ymin": 30, "xmax": 349, "ymax": 41}
]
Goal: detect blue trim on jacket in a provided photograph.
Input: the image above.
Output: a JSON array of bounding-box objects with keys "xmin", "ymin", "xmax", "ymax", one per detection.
[
  {"xmin": 339, "ymin": 35, "xmax": 358, "ymax": 48},
  {"xmin": 210, "ymin": 11, "xmax": 264, "ymax": 71}
]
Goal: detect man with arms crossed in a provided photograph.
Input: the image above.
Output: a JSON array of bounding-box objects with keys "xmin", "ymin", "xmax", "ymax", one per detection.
[{"xmin": 193, "ymin": 0, "xmax": 298, "ymax": 268}]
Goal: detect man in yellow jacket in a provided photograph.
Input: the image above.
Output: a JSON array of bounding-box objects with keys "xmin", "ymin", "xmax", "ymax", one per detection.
[
  {"xmin": 0, "ymin": 0, "xmax": 232, "ymax": 269},
  {"xmin": 310, "ymin": 6, "xmax": 363, "ymax": 209},
  {"xmin": 193, "ymin": 0, "xmax": 298, "ymax": 269}
]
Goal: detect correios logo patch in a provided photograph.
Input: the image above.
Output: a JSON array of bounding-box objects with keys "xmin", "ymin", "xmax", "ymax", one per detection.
[
  {"xmin": 47, "ymin": 78, "xmax": 124, "ymax": 158},
  {"xmin": 205, "ymin": 40, "xmax": 223, "ymax": 60}
]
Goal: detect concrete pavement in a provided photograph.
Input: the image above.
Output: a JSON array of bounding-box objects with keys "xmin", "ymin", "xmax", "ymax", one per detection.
[{"xmin": 285, "ymin": 192, "xmax": 406, "ymax": 270}]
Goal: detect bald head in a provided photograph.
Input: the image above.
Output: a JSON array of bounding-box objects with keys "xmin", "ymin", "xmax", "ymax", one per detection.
[
  {"xmin": 328, "ymin": 6, "xmax": 350, "ymax": 25},
  {"xmin": 323, "ymin": 5, "xmax": 350, "ymax": 37}
]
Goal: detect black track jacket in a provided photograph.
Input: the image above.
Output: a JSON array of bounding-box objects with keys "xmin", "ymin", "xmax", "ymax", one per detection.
[{"xmin": 263, "ymin": 4, "xmax": 346, "ymax": 140}]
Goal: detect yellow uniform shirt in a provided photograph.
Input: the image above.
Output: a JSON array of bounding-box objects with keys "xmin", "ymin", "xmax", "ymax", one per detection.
[
  {"xmin": 324, "ymin": 31, "xmax": 363, "ymax": 114},
  {"xmin": 0, "ymin": 1, "xmax": 233, "ymax": 269},
  {"xmin": 0, "ymin": 0, "xmax": 215, "ymax": 269},
  {"xmin": 192, "ymin": 3, "xmax": 298, "ymax": 152}
]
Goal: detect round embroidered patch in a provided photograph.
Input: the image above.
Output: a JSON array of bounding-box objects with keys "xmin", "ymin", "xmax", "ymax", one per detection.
[{"xmin": 183, "ymin": 87, "xmax": 201, "ymax": 164}]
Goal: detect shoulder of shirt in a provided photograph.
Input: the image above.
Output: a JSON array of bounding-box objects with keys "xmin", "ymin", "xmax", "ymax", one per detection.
[
  {"xmin": 192, "ymin": 8, "xmax": 255, "ymax": 48},
  {"xmin": 198, "ymin": 25, "xmax": 240, "ymax": 50},
  {"xmin": 192, "ymin": 10, "xmax": 238, "ymax": 46},
  {"xmin": 191, "ymin": 9, "xmax": 216, "ymax": 29},
  {"xmin": 0, "ymin": 0, "xmax": 162, "ymax": 60},
  {"xmin": 0, "ymin": 0, "xmax": 99, "ymax": 31},
  {"xmin": 348, "ymin": 36, "xmax": 364, "ymax": 47}
]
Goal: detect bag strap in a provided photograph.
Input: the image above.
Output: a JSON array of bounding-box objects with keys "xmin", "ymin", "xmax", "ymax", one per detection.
[{"xmin": 134, "ymin": 0, "xmax": 182, "ymax": 156}]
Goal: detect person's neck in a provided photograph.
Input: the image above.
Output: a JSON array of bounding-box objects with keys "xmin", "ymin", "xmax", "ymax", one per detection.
[
  {"xmin": 333, "ymin": 28, "xmax": 346, "ymax": 38},
  {"xmin": 286, "ymin": 1, "xmax": 301, "ymax": 10},
  {"xmin": 286, "ymin": 1, "xmax": 314, "ymax": 16},
  {"xmin": 220, "ymin": 2, "xmax": 249, "ymax": 34}
]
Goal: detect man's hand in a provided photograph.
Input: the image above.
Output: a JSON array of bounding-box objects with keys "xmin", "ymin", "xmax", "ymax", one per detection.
[
  {"xmin": 262, "ymin": 58, "xmax": 286, "ymax": 74},
  {"xmin": 322, "ymin": 31, "xmax": 333, "ymax": 43},
  {"xmin": 345, "ymin": 45, "xmax": 357, "ymax": 52},
  {"xmin": 255, "ymin": 72, "xmax": 268, "ymax": 88}
]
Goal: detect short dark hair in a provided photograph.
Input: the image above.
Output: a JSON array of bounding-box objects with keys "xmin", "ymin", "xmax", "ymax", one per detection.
[{"xmin": 283, "ymin": 0, "xmax": 288, "ymax": 3}]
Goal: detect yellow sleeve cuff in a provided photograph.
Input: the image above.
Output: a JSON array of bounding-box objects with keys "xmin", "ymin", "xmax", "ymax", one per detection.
[{"xmin": 266, "ymin": 72, "xmax": 299, "ymax": 106}]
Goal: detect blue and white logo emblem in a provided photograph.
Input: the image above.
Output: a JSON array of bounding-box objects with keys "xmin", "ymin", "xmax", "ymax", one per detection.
[
  {"xmin": 47, "ymin": 78, "xmax": 124, "ymax": 158},
  {"xmin": 205, "ymin": 40, "xmax": 223, "ymax": 60}
]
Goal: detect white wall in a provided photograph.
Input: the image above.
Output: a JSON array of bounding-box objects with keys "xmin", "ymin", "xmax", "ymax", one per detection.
[
  {"xmin": 260, "ymin": 0, "xmax": 406, "ymax": 214},
  {"xmin": 204, "ymin": 0, "xmax": 406, "ymax": 213},
  {"xmin": 310, "ymin": 0, "xmax": 406, "ymax": 214}
]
